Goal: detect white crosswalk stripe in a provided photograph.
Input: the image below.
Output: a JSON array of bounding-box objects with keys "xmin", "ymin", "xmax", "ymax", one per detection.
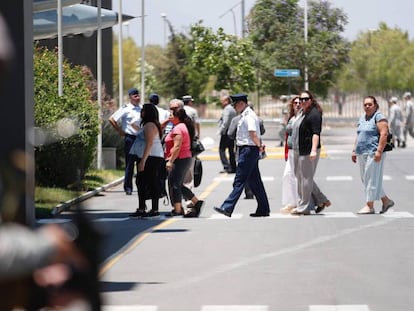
[
  {"xmin": 202, "ymin": 306, "xmax": 268, "ymax": 311},
  {"xmin": 100, "ymin": 305, "xmax": 372, "ymax": 311},
  {"xmin": 103, "ymin": 306, "xmax": 157, "ymax": 311},
  {"xmin": 309, "ymin": 305, "xmax": 370, "ymax": 311},
  {"xmin": 206, "ymin": 211, "xmax": 413, "ymax": 219}
]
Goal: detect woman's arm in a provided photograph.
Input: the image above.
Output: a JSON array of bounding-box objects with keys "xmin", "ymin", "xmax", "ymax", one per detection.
[
  {"xmin": 375, "ymin": 120, "xmax": 388, "ymax": 161},
  {"xmin": 166, "ymin": 134, "xmax": 182, "ymax": 170}
]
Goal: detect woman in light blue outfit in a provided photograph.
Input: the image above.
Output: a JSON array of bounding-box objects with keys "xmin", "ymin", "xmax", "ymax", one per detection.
[{"xmin": 351, "ymin": 96, "xmax": 394, "ymax": 214}]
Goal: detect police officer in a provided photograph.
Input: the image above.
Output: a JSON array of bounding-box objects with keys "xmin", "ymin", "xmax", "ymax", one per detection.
[
  {"xmin": 109, "ymin": 88, "xmax": 142, "ymax": 195},
  {"xmin": 214, "ymin": 94, "xmax": 270, "ymax": 217}
]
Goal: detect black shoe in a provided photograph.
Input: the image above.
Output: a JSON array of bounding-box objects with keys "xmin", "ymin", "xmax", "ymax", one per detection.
[
  {"xmin": 193, "ymin": 200, "xmax": 205, "ymax": 217},
  {"xmin": 219, "ymin": 170, "xmax": 227, "ymax": 173},
  {"xmin": 401, "ymin": 141, "xmax": 406, "ymax": 148},
  {"xmin": 143, "ymin": 210, "xmax": 160, "ymax": 217},
  {"xmin": 244, "ymin": 195, "xmax": 254, "ymax": 199},
  {"xmin": 125, "ymin": 190, "xmax": 132, "ymax": 195},
  {"xmin": 214, "ymin": 206, "xmax": 232, "ymax": 217},
  {"xmin": 129, "ymin": 210, "xmax": 146, "ymax": 217},
  {"xmin": 226, "ymin": 170, "xmax": 236, "ymax": 174},
  {"xmin": 165, "ymin": 209, "xmax": 184, "ymax": 217},
  {"xmin": 183, "ymin": 210, "xmax": 198, "ymax": 218},
  {"xmin": 250, "ymin": 212, "xmax": 270, "ymax": 217}
]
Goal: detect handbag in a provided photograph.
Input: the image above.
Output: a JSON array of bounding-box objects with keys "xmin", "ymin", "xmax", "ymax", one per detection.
[
  {"xmin": 191, "ymin": 139, "xmax": 205, "ymax": 157},
  {"xmin": 374, "ymin": 112, "xmax": 394, "ymax": 152},
  {"xmin": 382, "ymin": 132, "xmax": 394, "ymax": 152},
  {"xmin": 193, "ymin": 157, "xmax": 203, "ymax": 187}
]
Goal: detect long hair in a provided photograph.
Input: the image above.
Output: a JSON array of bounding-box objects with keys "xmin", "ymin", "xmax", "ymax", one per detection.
[
  {"xmin": 301, "ymin": 90, "xmax": 323, "ymax": 115},
  {"xmin": 140, "ymin": 103, "xmax": 162, "ymax": 139},
  {"xmin": 173, "ymin": 107, "xmax": 195, "ymax": 141},
  {"xmin": 289, "ymin": 96, "xmax": 299, "ymax": 120}
]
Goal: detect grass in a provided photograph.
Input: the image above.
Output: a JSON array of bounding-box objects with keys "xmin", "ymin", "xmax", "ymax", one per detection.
[{"xmin": 35, "ymin": 169, "xmax": 124, "ymax": 218}]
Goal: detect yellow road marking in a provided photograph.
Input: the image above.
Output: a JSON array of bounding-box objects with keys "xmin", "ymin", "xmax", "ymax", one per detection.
[{"xmin": 99, "ymin": 177, "xmax": 224, "ymax": 277}]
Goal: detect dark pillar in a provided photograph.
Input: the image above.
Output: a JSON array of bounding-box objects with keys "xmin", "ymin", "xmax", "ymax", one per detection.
[{"xmin": 0, "ymin": 2, "xmax": 35, "ymax": 226}]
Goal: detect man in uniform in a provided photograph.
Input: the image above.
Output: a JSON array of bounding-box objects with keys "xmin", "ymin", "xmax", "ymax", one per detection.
[
  {"xmin": 109, "ymin": 88, "xmax": 142, "ymax": 195},
  {"xmin": 214, "ymin": 94, "xmax": 270, "ymax": 217}
]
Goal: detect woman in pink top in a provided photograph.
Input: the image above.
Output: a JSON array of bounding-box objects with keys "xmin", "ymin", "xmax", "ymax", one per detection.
[{"xmin": 164, "ymin": 106, "xmax": 204, "ymax": 217}]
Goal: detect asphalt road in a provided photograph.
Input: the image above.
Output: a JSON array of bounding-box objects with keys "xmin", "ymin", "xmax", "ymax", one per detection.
[{"xmin": 48, "ymin": 125, "xmax": 414, "ymax": 311}]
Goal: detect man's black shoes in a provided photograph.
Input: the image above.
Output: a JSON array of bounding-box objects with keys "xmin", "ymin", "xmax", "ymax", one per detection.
[{"xmin": 214, "ymin": 207, "xmax": 232, "ymax": 217}]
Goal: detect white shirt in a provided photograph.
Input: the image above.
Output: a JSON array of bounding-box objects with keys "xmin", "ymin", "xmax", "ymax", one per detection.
[
  {"xmin": 156, "ymin": 106, "xmax": 170, "ymax": 123},
  {"xmin": 111, "ymin": 103, "xmax": 142, "ymax": 136},
  {"xmin": 236, "ymin": 106, "xmax": 261, "ymax": 146}
]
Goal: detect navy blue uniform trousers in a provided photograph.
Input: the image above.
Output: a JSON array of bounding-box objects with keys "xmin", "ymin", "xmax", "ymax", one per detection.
[{"xmin": 219, "ymin": 145, "xmax": 270, "ymax": 215}]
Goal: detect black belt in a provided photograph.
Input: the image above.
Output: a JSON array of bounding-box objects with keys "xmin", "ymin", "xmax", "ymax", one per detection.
[{"xmin": 125, "ymin": 134, "xmax": 136, "ymax": 138}]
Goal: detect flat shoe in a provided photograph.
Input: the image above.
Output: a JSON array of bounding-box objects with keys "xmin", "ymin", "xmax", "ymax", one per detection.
[
  {"xmin": 290, "ymin": 208, "xmax": 310, "ymax": 215},
  {"xmin": 250, "ymin": 212, "xmax": 269, "ymax": 217},
  {"xmin": 214, "ymin": 206, "xmax": 232, "ymax": 217},
  {"xmin": 380, "ymin": 200, "xmax": 394, "ymax": 214},
  {"xmin": 315, "ymin": 201, "xmax": 331, "ymax": 214},
  {"xmin": 280, "ymin": 205, "xmax": 296, "ymax": 214},
  {"xmin": 357, "ymin": 206, "xmax": 375, "ymax": 214}
]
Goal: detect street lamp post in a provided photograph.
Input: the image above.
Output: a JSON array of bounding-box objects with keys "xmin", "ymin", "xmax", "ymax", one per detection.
[
  {"xmin": 161, "ymin": 12, "xmax": 167, "ymax": 47},
  {"xmin": 97, "ymin": 0, "xmax": 102, "ymax": 169},
  {"xmin": 140, "ymin": 0, "xmax": 145, "ymax": 105},
  {"xmin": 304, "ymin": 0, "xmax": 309, "ymax": 90}
]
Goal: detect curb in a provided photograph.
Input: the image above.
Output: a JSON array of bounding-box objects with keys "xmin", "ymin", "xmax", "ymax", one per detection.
[{"xmin": 51, "ymin": 177, "xmax": 124, "ymax": 215}]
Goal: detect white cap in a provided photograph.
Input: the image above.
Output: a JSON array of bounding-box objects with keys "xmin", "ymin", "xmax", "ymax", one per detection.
[
  {"xmin": 390, "ymin": 96, "xmax": 398, "ymax": 103},
  {"xmin": 403, "ymin": 92, "xmax": 411, "ymax": 98}
]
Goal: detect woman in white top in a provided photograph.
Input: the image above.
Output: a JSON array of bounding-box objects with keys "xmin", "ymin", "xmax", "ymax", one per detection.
[
  {"xmin": 129, "ymin": 104, "xmax": 165, "ymax": 217},
  {"xmin": 280, "ymin": 96, "xmax": 301, "ymax": 214}
]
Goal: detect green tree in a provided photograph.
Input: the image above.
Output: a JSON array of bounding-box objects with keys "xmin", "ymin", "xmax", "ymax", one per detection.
[
  {"xmin": 113, "ymin": 37, "xmax": 140, "ymax": 101},
  {"xmin": 337, "ymin": 23, "xmax": 414, "ymax": 94},
  {"xmin": 248, "ymin": 0, "xmax": 349, "ymax": 96},
  {"xmin": 34, "ymin": 46, "xmax": 99, "ymax": 187},
  {"xmin": 190, "ymin": 24, "xmax": 256, "ymax": 93}
]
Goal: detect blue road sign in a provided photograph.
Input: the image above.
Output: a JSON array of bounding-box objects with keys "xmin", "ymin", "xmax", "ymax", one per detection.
[{"xmin": 274, "ymin": 69, "xmax": 300, "ymax": 77}]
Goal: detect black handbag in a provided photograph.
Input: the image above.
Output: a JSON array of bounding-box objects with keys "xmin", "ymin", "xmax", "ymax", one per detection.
[
  {"xmin": 194, "ymin": 157, "xmax": 203, "ymax": 187},
  {"xmin": 382, "ymin": 132, "xmax": 394, "ymax": 152},
  {"xmin": 191, "ymin": 139, "xmax": 205, "ymax": 157}
]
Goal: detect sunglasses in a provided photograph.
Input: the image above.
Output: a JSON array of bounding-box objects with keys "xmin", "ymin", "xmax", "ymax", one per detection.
[{"xmin": 299, "ymin": 97, "xmax": 310, "ymax": 102}]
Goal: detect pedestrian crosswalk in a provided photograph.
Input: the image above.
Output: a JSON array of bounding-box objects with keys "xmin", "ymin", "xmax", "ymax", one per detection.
[
  {"xmin": 205, "ymin": 211, "xmax": 414, "ymax": 219},
  {"xmin": 36, "ymin": 211, "xmax": 414, "ymax": 224},
  {"xmin": 102, "ymin": 305, "xmax": 371, "ymax": 311},
  {"xmin": 215, "ymin": 175, "xmax": 414, "ymax": 182}
]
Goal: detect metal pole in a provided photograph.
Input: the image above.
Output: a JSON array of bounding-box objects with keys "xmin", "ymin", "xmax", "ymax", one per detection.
[
  {"xmin": 304, "ymin": 0, "xmax": 309, "ymax": 90},
  {"xmin": 140, "ymin": 0, "xmax": 145, "ymax": 104},
  {"xmin": 241, "ymin": 0, "xmax": 245, "ymax": 38},
  {"xmin": 97, "ymin": 0, "xmax": 102, "ymax": 169},
  {"xmin": 57, "ymin": 0, "xmax": 63, "ymax": 96},
  {"xmin": 230, "ymin": 9, "xmax": 237, "ymax": 36},
  {"xmin": 118, "ymin": 0, "xmax": 124, "ymax": 107},
  {"xmin": 161, "ymin": 13, "xmax": 167, "ymax": 47}
]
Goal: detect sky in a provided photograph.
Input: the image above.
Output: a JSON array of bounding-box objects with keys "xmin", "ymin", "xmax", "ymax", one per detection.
[{"xmin": 111, "ymin": 0, "xmax": 414, "ymax": 46}]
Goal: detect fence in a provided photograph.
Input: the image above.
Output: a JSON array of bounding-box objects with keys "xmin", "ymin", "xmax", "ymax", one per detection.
[{"xmin": 200, "ymin": 93, "xmax": 397, "ymax": 125}]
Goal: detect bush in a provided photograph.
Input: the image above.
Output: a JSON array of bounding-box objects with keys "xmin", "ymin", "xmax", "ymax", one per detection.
[{"xmin": 34, "ymin": 46, "xmax": 99, "ymax": 187}]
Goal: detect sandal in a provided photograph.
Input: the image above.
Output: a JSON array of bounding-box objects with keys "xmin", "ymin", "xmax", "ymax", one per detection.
[
  {"xmin": 315, "ymin": 201, "xmax": 331, "ymax": 214},
  {"xmin": 380, "ymin": 200, "xmax": 394, "ymax": 214},
  {"xmin": 357, "ymin": 206, "xmax": 375, "ymax": 214}
]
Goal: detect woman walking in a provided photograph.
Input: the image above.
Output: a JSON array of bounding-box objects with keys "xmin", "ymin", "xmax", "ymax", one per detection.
[
  {"xmin": 351, "ymin": 96, "xmax": 394, "ymax": 214},
  {"xmin": 290, "ymin": 90, "xmax": 330, "ymax": 215}
]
